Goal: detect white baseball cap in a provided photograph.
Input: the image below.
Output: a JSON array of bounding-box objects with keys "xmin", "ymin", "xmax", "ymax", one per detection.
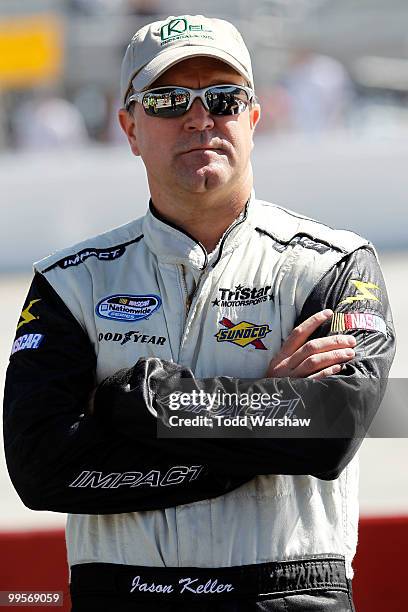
[{"xmin": 120, "ymin": 14, "xmax": 254, "ymax": 106}]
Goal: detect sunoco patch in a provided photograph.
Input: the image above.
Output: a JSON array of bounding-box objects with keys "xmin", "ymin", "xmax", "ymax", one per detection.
[
  {"xmin": 96, "ymin": 294, "xmax": 162, "ymax": 322},
  {"xmin": 215, "ymin": 318, "xmax": 271, "ymax": 350}
]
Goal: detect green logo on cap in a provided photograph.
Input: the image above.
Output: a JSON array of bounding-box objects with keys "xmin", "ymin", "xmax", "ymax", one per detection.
[{"xmin": 161, "ymin": 18, "xmax": 212, "ymax": 41}]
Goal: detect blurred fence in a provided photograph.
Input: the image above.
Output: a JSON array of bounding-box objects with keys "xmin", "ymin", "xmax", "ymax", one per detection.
[{"xmin": 1, "ymin": 131, "xmax": 407, "ymax": 272}]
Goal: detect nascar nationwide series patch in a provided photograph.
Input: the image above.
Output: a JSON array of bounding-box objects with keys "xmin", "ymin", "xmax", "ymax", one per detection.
[
  {"xmin": 330, "ymin": 312, "xmax": 387, "ymax": 336},
  {"xmin": 214, "ymin": 318, "xmax": 271, "ymax": 349},
  {"xmin": 96, "ymin": 294, "xmax": 162, "ymax": 322}
]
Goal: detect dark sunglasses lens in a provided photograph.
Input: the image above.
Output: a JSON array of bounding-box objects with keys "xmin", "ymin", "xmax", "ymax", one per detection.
[
  {"xmin": 206, "ymin": 86, "xmax": 249, "ymax": 115},
  {"xmin": 142, "ymin": 89, "xmax": 189, "ymax": 117}
]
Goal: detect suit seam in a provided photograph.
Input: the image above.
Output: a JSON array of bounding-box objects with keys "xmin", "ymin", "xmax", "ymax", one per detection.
[
  {"xmin": 299, "ymin": 247, "xmax": 372, "ymax": 316},
  {"xmin": 255, "ymin": 226, "xmax": 346, "ymax": 254}
]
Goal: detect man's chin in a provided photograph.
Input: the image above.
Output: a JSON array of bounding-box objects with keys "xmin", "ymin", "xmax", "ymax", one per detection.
[
  {"xmin": 180, "ymin": 164, "xmax": 231, "ymax": 193},
  {"xmin": 185, "ymin": 174, "xmax": 228, "ymax": 193}
]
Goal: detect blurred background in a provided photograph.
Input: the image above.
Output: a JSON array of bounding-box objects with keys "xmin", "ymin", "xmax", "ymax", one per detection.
[{"xmin": 0, "ymin": 1, "xmax": 407, "ymax": 610}]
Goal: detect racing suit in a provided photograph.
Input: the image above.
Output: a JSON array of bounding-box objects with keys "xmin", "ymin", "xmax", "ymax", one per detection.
[{"xmin": 3, "ymin": 195, "xmax": 395, "ymax": 610}]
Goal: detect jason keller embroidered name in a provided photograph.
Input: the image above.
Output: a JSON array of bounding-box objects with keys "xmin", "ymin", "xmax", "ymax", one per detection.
[{"xmin": 130, "ymin": 575, "xmax": 234, "ymax": 595}]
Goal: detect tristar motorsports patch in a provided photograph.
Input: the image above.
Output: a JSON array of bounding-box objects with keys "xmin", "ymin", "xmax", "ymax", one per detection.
[
  {"xmin": 215, "ymin": 318, "xmax": 271, "ymax": 350},
  {"xmin": 330, "ymin": 312, "xmax": 387, "ymax": 336},
  {"xmin": 212, "ymin": 284, "xmax": 272, "ymax": 308},
  {"xmin": 96, "ymin": 294, "xmax": 161, "ymax": 322}
]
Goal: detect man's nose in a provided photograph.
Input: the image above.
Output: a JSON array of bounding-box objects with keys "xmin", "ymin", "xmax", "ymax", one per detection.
[{"xmin": 183, "ymin": 98, "xmax": 215, "ymax": 131}]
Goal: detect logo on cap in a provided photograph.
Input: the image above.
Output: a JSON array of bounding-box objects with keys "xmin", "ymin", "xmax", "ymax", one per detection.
[{"xmin": 161, "ymin": 18, "xmax": 213, "ymax": 41}]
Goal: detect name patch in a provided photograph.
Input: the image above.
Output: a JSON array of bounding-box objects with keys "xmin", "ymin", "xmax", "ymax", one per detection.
[
  {"xmin": 130, "ymin": 575, "xmax": 234, "ymax": 596},
  {"xmin": 96, "ymin": 294, "xmax": 162, "ymax": 322}
]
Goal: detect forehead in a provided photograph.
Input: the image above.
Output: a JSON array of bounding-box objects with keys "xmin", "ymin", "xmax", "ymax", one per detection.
[{"xmin": 150, "ymin": 56, "xmax": 245, "ymax": 88}]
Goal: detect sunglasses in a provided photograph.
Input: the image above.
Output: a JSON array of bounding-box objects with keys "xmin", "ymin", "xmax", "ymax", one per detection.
[{"xmin": 126, "ymin": 84, "xmax": 254, "ymax": 118}]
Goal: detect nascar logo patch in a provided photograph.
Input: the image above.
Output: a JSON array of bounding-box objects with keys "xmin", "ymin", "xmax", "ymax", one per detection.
[
  {"xmin": 11, "ymin": 333, "xmax": 44, "ymax": 355},
  {"xmin": 330, "ymin": 312, "xmax": 387, "ymax": 336},
  {"xmin": 214, "ymin": 318, "xmax": 271, "ymax": 350}
]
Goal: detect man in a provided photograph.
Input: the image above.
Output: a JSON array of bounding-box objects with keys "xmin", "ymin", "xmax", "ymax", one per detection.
[{"xmin": 3, "ymin": 14, "xmax": 395, "ymax": 612}]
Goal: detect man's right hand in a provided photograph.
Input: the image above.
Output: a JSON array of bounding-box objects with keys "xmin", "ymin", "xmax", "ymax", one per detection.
[{"xmin": 266, "ymin": 309, "xmax": 356, "ymax": 380}]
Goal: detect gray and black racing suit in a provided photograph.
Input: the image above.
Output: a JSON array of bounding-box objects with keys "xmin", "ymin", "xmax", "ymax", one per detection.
[{"xmin": 3, "ymin": 195, "xmax": 395, "ymax": 610}]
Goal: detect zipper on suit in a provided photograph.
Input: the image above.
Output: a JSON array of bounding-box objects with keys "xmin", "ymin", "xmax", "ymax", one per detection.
[
  {"xmin": 179, "ymin": 265, "xmax": 193, "ymax": 320},
  {"xmin": 179, "ymin": 265, "xmax": 208, "ymax": 334}
]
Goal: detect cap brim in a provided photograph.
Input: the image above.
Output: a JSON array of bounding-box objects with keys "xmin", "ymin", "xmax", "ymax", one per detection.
[{"xmin": 130, "ymin": 45, "xmax": 253, "ymax": 95}]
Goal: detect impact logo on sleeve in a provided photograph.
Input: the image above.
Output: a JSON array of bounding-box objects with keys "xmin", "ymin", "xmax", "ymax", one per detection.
[
  {"xmin": 11, "ymin": 333, "xmax": 44, "ymax": 355},
  {"xmin": 17, "ymin": 299, "xmax": 41, "ymax": 330},
  {"xmin": 96, "ymin": 294, "xmax": 162, "ymax": 322},
  {"xmin": 214, "ymin": 318, "xmax": 271, "ymax": 350},
  {"xmin": 339, "ymin": 280, "xmax": 380, "ymax": 306},
  {"xmin": 330, "ymin": 312, "xmax": 387, "ymax": 336},
  {"xmin": 58, "ymin": 245, "xmax": 126, "ymax": 269},
  {"xmin": 69, "ymin": 465, "xmax": 205, "ymax": 489}
]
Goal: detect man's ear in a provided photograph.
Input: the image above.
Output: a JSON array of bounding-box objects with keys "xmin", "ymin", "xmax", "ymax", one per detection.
[
  {"xmin": 249, "ymin": 102, "xmax": 261, "ymax": 131},
  {"xmin": 118, "ymin": 108, "xmax": 141, "ymax": 156}
]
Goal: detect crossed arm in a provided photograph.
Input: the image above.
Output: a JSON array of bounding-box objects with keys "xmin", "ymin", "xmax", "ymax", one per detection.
[{"xmin": 3, "ymin": 247, "xmax": 395, "ymax": 513}]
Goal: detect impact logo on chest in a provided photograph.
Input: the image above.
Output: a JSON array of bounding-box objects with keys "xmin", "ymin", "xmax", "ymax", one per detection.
[
  {"xmin": 212, "ymin": 284, "xmax": 273, "ymax": 308},
  {"xmin": 96, "ymin": 294, "xmax": 162, "ymax": 322},
  {"xmin": 215, "ymin": 317, "xmax": 272, "ymax": 350}
]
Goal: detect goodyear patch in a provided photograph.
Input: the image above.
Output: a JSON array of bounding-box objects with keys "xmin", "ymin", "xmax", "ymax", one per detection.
[
  {"xmin": 330, "ymin": 312, "xmax": 387, "ymax": 336},
  {"xmin": 96, "ymin": 294, "xmax": 161, "ymax": 322},
  {"xmin": 98, "ymin": 330, "xmax": 166, "ymax": 346},
  {"xmin": 215, "ymin": 317, "xmax": 271, "ymax": 350}
]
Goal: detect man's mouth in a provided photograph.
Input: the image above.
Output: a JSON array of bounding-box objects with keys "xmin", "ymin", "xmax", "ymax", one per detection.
[{"xmin": 182, "ymin": 147, "xmax": 225, "ymax": 154}]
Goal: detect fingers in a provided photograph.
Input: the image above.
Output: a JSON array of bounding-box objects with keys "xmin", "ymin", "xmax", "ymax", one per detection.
[
  {"xmin": 266, "ymin": 309, "xmax": 358, "ymax": 379},
  {"xmin": 278, "ymin": 309, "xmax": 334, "ymax": 359},
  {"xmin": 308, "ymin": 364, "xmax": 344, "ymax": 380},
  {"xmin": 267, "ymin": 343, "xmax": 355, "ymax": 378},
  {"xmin": 292, "ymin": 347, "xmax": 355, "ymax": 378},
  {"xmin": 287, "ymin": 334, "xmax": 356, "ymax": 372}
]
